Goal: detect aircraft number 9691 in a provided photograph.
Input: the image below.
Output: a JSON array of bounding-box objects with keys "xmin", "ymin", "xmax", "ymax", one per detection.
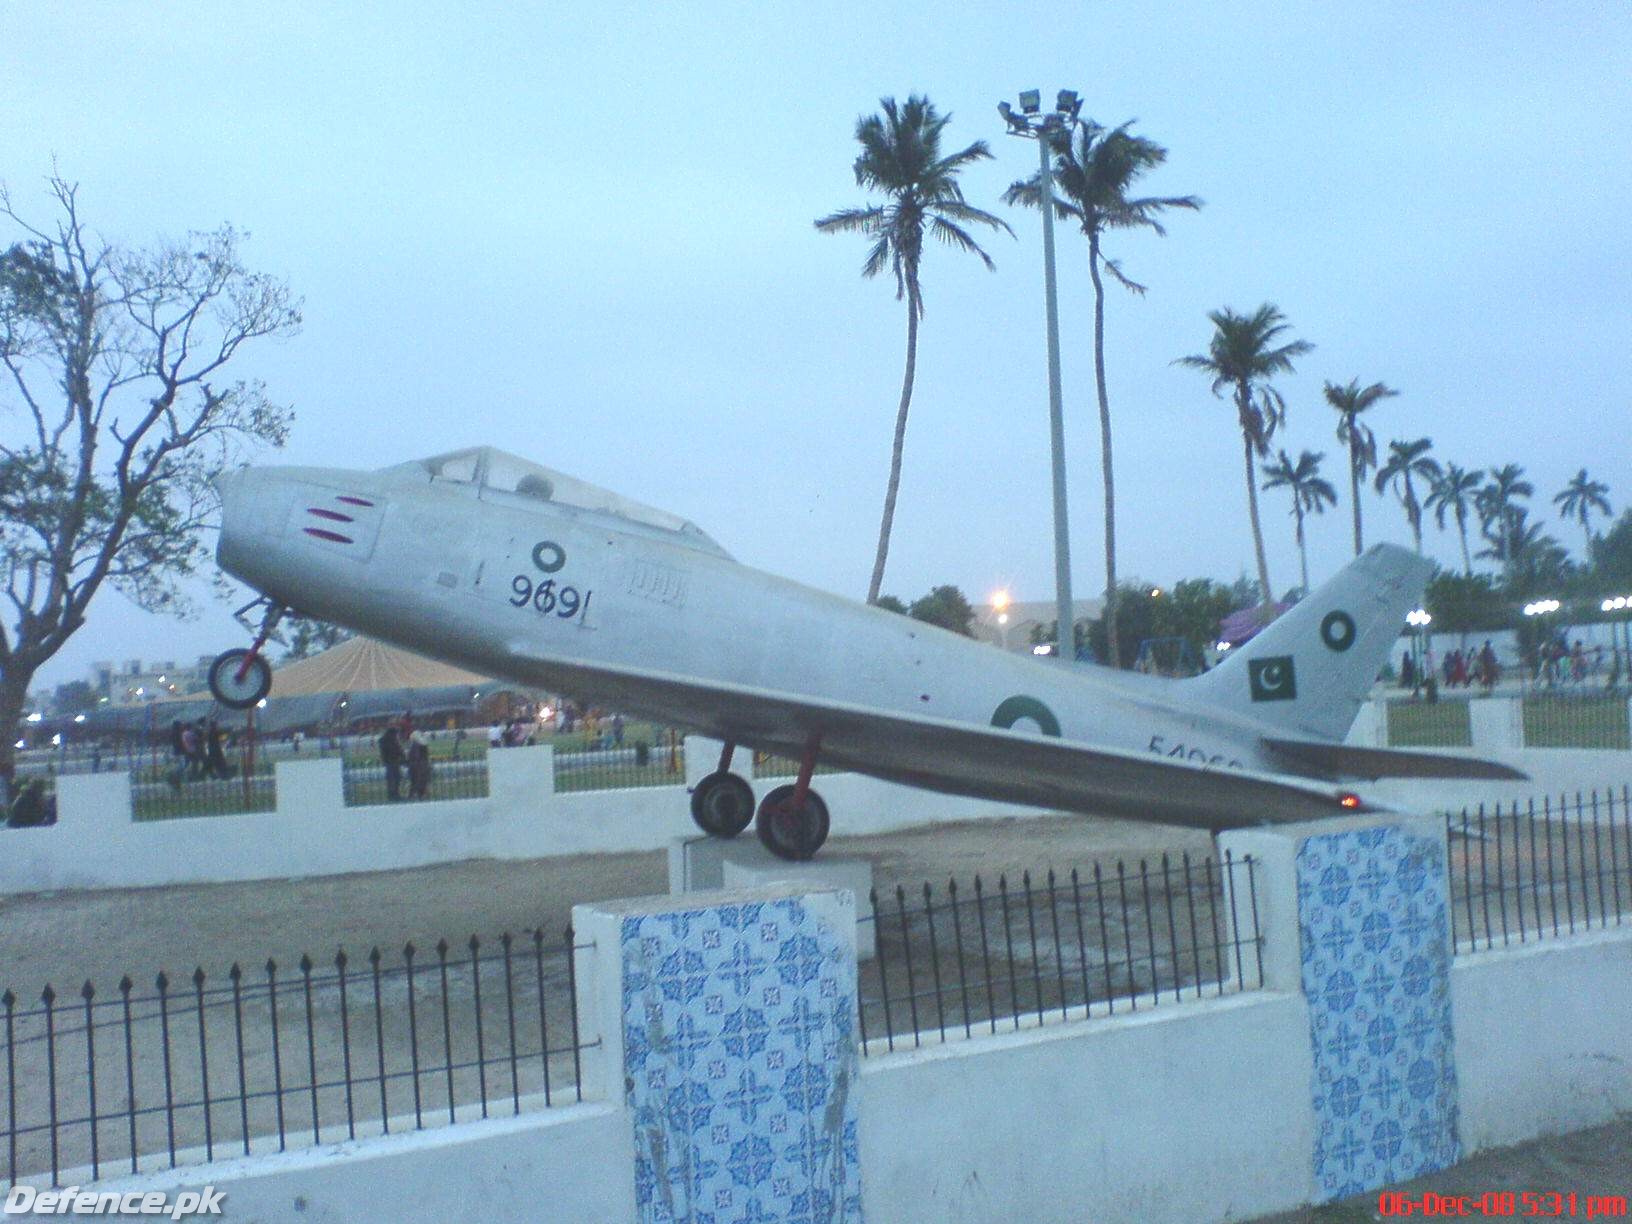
[
  {"xmin": 510, "ymin": 575, "xmax": 592, "ymax": 621},
  {"xmin": 510, "ymin": 540, "xmax": 592, "ymax": 622}
]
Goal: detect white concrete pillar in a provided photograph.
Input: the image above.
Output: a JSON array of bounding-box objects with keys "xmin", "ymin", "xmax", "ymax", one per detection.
[
  {"xmin": 1344, "ymin": 700, "xmax": 1386, "ymax": 747},
  {"xmin": 682, "ymin": 735, "xmax": 724, "ymax": 789},
  {"xmin": 488, "ymin": 743, "xmax": 554, "ymax": 807},
  {"xmin": 1468, "ymin": 697, "xmax": 1520, "ymax": 750},
  {"xmin": 274, "ymin": 757, "xmax": 343, "ymax": 817},
  {"xmin": 55, "ymin": 770, "xmax": 134, "ymax": 829}
]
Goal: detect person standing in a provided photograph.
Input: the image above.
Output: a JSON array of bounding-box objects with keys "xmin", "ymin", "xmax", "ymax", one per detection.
[
  {"xmin": 407, "ymin": 729, "xmax": 432, "ymax": 799},
  {"xmin": 379, "ymin": 726, "xmax": 406, "ymax": 801}
]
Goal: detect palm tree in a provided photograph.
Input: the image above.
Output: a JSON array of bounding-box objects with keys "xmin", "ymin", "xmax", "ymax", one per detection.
[
  {"xmin": 815, "ymin": 96, "xmax": 1011, "ymax": 604},
  {"xmin": 1425, "ymin": 463, "xmax": 1485, "ymax": 575},
  {"xmin": 1176, "ymin": 304, "xmax": 1313, "ymax": 606},
  {"xmin": 1261, "ymin": 449, "xmax": 1337, "ymax": 594},
  {"xmin": 1374, "ymin": 438, "xmax": 1441, "ymax": 553},
  {"xmin": 1322, "ymin": 379, "xmax": 1397, "ymax": 555},
  {"xmin": 1553, "ymin": 468, "xmax": 1612, "ymax": 556},
  {"xmin": 1476, "ymin": 464, "xmax": 1534, "ymax": 576},
  {"xmin": 1003, "ymin": 120, "xmax": 1199, "ymax": 667}
]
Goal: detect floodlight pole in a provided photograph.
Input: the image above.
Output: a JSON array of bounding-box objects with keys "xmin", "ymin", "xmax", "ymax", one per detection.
[
  {"xmin": 1036, "ymin": 126, "xmax": 1074, "ymax": 660},
  {"xmin": 1003, "ymin": 92, "xmax": 1078, "ymax": 660}
]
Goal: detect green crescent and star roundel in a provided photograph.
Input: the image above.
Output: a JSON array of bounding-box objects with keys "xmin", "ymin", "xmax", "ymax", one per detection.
[
  {"xmin": 1320, "ymin": 610, "xmax": 1356, "ymax": 652},
  {"xmin": 990, "ymin": 695, "xmax": 1061, "ymax": 737}
]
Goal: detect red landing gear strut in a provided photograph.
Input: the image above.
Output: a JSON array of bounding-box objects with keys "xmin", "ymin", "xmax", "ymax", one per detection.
[
  {"xmin": 206, "ymin": 600, "xmax": 287, "ymax": 709},
  {"xmin": 754, "ymin": 732, "xmax": 830, "ymax": 862}
]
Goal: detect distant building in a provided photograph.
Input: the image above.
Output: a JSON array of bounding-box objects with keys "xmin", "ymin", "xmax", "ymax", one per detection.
[{"xmin": 92, "ymin": 656, "xmax": 213, "ymax": 707}]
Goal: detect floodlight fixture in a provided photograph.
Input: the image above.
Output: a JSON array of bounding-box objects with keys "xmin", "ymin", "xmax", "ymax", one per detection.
[{"xmin": 999, "ymin": 88, "xmax": 1084, "ymax": 658}]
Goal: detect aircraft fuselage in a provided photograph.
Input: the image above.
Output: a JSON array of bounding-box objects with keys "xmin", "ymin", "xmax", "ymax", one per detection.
[{"xmin": 216, "ymin": 462, "xmax": 1273, "ymax": 775}]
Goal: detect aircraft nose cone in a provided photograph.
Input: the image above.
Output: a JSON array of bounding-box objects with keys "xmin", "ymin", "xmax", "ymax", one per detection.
[{"xmin": 214, "ymin": 467, "xmax": 267, "ymax": 575}]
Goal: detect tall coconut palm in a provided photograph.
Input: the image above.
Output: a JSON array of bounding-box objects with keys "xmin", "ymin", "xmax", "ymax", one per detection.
[
  {"xmin": 815, "ymin": 95, "xmax": 1011, "ymax": 604},
  {"xmin": 1553, "ymin": 468, "xmax": 1612, "ymax": 556},
  {"xmin": 1261, "ymin": 449, "xmax": 1337, "ymax": 595},
  {"xmin": 1176, "ymin": 304, "xmax": 1313, "ymax": 606},
  {"xmin": 1322, "ymin": 379, "xmax": 1397, "ymax": 555},
  {"xmin": 1374, "ymin": 438, "xmax": 1442, "ymax": 553},
  {"xmin": 1476, "ymin": 464, "xmax": 1534, "ymax": 576},
  {"xmin": 1425, "ymin": 463, "xmax": 1485, "ymax": 575},
  {"xmin": 1002, "ymin": 119, "xmax": 1199, "ymax": 667}
]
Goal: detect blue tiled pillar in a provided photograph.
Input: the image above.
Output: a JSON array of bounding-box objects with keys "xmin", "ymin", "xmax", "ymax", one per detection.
[
  {"xmin": 576, "ymin": 886, "xmax": 864, "ymax": 1224},
  {"xmin": 1296, "ymin": 824, "xmax": 1460, "ymax": 1199}
]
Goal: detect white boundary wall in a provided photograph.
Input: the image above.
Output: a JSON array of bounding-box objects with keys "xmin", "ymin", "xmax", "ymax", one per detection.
[
  {"xmin": 7, "ymin": 707, "xmax": 1630, "ymax": 895},
  {"xmin": 0, "ymin": 738, "xmax": 1044, "ymax": 895},
  {"xmin": 34, "ymin": 923, "xmax": 1628, "ymax": 1224}
]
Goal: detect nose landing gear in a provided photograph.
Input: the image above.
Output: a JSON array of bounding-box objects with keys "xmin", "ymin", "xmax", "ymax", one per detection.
[{"xmin": 207, "ymin": 599, "xmax": 287, "ymax": 709}]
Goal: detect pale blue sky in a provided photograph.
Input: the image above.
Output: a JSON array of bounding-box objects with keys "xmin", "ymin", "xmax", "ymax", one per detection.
[{"xmin": 6, "ymin": 2, "xmax": 1630, "ymax": 688}]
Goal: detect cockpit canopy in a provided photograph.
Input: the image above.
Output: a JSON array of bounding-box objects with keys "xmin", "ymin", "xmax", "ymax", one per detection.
[{"xmin": 394, "ymin": 447, "xmax": 728, "ymax": 556}]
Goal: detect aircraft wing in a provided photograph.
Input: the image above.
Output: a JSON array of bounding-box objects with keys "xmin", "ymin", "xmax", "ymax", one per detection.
[
  {"xmin": 511, "ymin": 650, "xmax": 1374, "ymax": 831},
  {"xmin": 1261, "ymin": 737, "xmax": 1529, "ymax": 782}
]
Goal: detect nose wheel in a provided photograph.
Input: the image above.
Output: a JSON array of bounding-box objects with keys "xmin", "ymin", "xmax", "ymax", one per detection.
[
  {"xmin": 207, "ymin": 599, "xmax": 287, "ymax": 709},
  {"xmin": 208, "ymin": 649, "xmax": 274, "ymax": 709}
]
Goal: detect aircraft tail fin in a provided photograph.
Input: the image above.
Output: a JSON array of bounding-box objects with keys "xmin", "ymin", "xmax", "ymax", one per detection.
[{"xmin": 1189, "ymin": 543, "xmax": 1434, "ymax": 741}]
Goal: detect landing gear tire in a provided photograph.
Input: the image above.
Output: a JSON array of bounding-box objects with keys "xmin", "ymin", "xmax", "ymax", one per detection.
[
  {"xmin": 208, "ymin": 649, "xmax": 273, "ymax": 709},
  {"xmin": 755, "ymin": 784, "xmax": 830, "ymax": 862},
  {"xmin": 690, "ymin": 771, "xmax": 755, "ymax": 838}
]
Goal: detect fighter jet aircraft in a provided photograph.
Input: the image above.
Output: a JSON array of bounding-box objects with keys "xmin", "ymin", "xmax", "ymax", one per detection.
[{"xmin": 210, "ymin": 446, "xmax": 1523, "ymax": 860}]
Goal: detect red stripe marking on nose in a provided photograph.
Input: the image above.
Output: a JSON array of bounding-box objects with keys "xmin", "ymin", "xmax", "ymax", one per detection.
[
  {"xmin": 307, "ymin": 507, "xmax": 355, "ymax": 523},
  {"xmin": 303, "ymin": 527, "xmax": 354, "ymax": 544},
  {"xmin": 336, "ymin": 495, "xmax": 375, "ymax": 507}
]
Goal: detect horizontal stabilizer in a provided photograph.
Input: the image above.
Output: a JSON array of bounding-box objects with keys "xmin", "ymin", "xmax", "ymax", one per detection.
[{"xmin": 1262, "ymin": 737, "xmax": 1529, "ymax": 782}]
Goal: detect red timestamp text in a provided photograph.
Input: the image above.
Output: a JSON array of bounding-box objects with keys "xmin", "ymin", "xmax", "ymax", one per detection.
[{"xmin": 1378, "ymin": 1190, "xmax": 1630, "ymax": 1218}]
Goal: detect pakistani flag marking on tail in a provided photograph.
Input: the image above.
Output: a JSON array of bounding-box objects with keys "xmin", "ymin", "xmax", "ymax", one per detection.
[{"xmin": 1248, "ymin": 656, "xmax": 1297, "ymax": 702}]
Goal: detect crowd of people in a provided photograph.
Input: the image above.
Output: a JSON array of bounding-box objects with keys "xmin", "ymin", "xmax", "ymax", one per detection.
[
  {"xmin": 1526, "ymin": 635, "xmax": 1616, "ymax": 689},
  {"xmin": 166, "ymin": 718, "xmax": 239, "ymax": 787},
  {"xmin": 376, "ymin": 711, "xmax": 432, "ymax": 801}
]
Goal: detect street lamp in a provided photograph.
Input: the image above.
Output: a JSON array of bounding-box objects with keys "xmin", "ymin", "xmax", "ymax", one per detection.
[
  {"xmin": 990, "ymin": 588, "xmax": 1012, "ymax": 651},
  {"xmin": 1000, "ymin": 88, "xmax": 1083, "ymax": 659}
]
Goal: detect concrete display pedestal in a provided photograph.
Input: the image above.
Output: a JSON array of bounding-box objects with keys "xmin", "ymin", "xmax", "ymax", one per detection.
[{"xmin": 667, "ymin": 836, "xmax": 876, "ymax": 959}]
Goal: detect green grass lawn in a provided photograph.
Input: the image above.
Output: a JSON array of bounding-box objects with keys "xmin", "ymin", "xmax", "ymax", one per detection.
[
  {"xmin": 1385, "ymin": 700, "xmax": 1474, "ymax": 748},
  {"xmin": 1521, "ymin": 696, "xmax": 1632, "ymax": 749}
]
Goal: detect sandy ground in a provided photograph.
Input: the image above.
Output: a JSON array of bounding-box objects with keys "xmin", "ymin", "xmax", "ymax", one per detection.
[{"xmin": 0, "ymin": 812, "xmax": 1211, "ymax": 1184}]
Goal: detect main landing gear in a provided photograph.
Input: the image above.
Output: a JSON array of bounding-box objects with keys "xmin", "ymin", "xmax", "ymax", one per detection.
[
  {"xmin": 687, "ymin": 736, "xmax": 830, "ymax": 862},
  {"xmin": 207, "ymin": 599, "xmax": 287, "ymax": 709}
]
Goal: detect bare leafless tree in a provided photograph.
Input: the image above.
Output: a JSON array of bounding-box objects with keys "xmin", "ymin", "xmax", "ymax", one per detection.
[{"xmin": 0, "ymin": 174, "xmax": 300, "ymax": 799}]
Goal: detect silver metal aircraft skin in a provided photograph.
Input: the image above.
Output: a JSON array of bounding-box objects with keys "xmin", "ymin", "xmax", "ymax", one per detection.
[{"xmin": 210, "ymin": 446, "xmax": 1523, "ymax": 859}]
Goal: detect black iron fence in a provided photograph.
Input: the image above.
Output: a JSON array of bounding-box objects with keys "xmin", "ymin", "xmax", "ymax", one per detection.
[
  {"xmin": 858, "ymin": 853, "xmax": 1264, "ymax": 1054},
  {"xmin": 1, "ymin": 928, "xmax": 593, "ymax": 1188},
  {"xmin": 1447, "ymin": 787, "xmax": 1631, "ymax": 953},
  {"xmin": 551, "ymin": 730, "xmax": 686, "ymax": 793}
]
